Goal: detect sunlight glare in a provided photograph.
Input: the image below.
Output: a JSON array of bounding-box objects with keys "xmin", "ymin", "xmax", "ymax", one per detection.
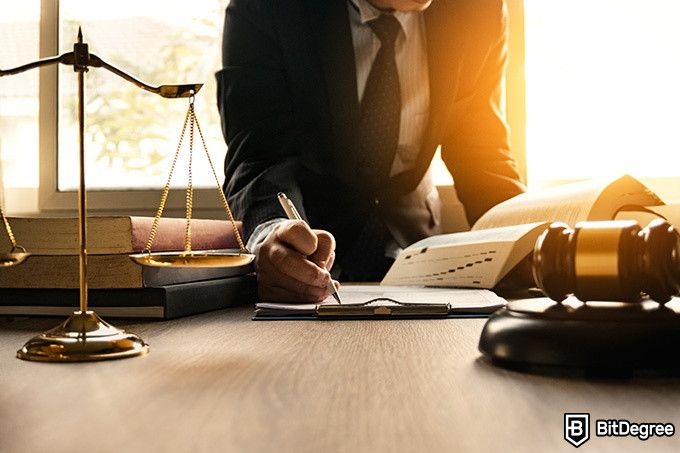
[{"xmin": 525, "ymin": 0, "xmax": 680, "ymax": 185}]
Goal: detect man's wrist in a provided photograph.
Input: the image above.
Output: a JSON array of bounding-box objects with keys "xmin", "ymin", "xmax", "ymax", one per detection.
[{"xmin": 247, "ymin": 218, "xmax": 287, "ymax": 254}]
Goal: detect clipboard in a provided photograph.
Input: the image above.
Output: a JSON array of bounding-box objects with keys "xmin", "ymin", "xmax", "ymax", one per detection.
[
  {"xmin": 252, "ymin": 286, "xmax": 507, "ymax": 320},
  {"xmin": 315, "ymin": 298, "xmax": 449, "ymax": 317}
]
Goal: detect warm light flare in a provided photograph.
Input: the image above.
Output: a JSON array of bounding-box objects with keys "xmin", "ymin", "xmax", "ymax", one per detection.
[{"xmin": 525, "ymin": 0, "xmax": 680, "ymax": 185}]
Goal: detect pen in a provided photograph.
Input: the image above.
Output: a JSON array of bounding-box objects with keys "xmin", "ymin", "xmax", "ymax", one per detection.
[{"xmin": 277, "ymin": 192, "xmax": 343, "ymax": 304}]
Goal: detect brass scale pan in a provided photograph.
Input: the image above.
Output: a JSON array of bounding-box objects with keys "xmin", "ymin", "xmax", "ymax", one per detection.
[{"xmin": 130, "ymin": 249, "xmax": 254, "ymax": 273}]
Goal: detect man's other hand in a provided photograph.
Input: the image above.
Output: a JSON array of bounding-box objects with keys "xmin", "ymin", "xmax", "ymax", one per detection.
[{"xmin": 256, "ymin": 220, "xmax": 340, "ymax": 302}]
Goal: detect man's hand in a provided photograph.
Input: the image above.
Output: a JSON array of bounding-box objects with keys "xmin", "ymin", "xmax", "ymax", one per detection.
[{"xmin": 256, "ymin": 220, "xmax": 339, "ymax": 302}]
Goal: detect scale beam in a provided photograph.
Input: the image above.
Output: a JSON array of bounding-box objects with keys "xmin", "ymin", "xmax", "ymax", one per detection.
[{"xmin": 0, "ymin": 52, "xmax": 202, "ymax": 99}]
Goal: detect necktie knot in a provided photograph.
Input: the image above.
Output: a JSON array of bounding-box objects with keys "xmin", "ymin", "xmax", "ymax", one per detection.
[{"xmin": 368, "ymin": 14, "xmax": 402, "ymax": 48}]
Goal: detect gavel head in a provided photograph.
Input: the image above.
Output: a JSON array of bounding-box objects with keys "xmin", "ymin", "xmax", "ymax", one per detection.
[{"xmin": 532, "ymin": 219, "xmax": 680, "ymax": 303}]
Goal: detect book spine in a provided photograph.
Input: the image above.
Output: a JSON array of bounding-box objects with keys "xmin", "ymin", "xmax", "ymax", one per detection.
[
  {"xmin": 162, "ymin": 274, "xmax": 256, "ymax": 319},
  {"xmin": 0, "ymin": 275, "xmax": 257, "ymax": 319},
  {"xmin": 0, "ymin": 255, "xmax": 142, "ymax": 289},
  {"xmin": 0, "ymin": 254, "xmax": 254, "ymax": 289},
  {"xmin": 130, "ymin": 217, "xmax": 243, "ymax": 252},
  {"xmin": 141, "ymin": 266, "xmax": 249, "ymax": 287}
]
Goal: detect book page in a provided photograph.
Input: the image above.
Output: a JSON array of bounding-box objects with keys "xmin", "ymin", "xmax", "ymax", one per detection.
[
  {"xmin": 637, "ymin": 205, "xmax": 680, "ymax": 230},
  {"xmin": 472, "ymin": 175, "xmax": 662, "ymax": 231},
  {"xmin": 616, "ymin": 205, "xmax": 680, "ymax": 235},
  {"xmin": 382, "ymin": 223, "xmax": 547, "ymax": 288},
  {"xmin": 0, "ymin": 216, "xmax": 133, "ymax": 255},
  {"xmin": 587, "ymin": 174, "xmax": 663, "ymax": 220},
  {"xmin": 614, "ymin": 207, "xmax": 666, "ymax": 225},
  {"xmin": 405, "ymin": 223, "xmax": 547, "ymax": 249}
]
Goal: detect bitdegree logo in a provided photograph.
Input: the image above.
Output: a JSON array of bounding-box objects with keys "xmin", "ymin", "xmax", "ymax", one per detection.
[
  {"xmin": 564, "ymin": 413, "xmax": 676, "ymax": 447},
  {"xmin": 596, "ymin": 419, "xmax": 675, "ymax": 441},
  {"xmin": 564, "ymin": 413, "xmax": 590, "ymax": 448}
]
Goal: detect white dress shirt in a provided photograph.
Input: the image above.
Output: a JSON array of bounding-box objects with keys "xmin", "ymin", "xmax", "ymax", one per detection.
[{"xmin": 246, "ymin": 0, "xmax": 431, "ymax": 254}]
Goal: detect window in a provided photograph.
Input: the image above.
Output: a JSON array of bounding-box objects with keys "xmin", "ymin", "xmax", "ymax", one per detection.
[
  {"xmin": 0, "ymin": 0, "xmax": 235, "ymax": 215},
  {"xmin": 0, "ymin": 2, "xmax": 40, "ymax": 213},
  {"xmin": 57, "ymin": 0, "xmax": 228, "ymax": 192},
  {"xmin": 524, "ymin": 0, "xmax": 680, "ymax": 200},
  {"xmin": 34, "ymin": 0, "xmax": 229, "ymax": 215}
]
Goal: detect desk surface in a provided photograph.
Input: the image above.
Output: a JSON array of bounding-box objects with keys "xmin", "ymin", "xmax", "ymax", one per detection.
[{"xmin": 1, "ymin": 307, "xmax": 679, "ymax": 453}]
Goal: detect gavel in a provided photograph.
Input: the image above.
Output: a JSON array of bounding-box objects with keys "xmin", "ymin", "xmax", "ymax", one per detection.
[{"xmin": 533, "ymin": 219, "xmax": 680, "ymax": 303}]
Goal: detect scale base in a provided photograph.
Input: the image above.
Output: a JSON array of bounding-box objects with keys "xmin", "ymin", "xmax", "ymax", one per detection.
[
  {"xmin": 479, "ymin": 297, "xmax": 680, "ymax": 376},
  {"xmin": 17, "ymin": 311, "xmax": 148, "ymax": 362}
]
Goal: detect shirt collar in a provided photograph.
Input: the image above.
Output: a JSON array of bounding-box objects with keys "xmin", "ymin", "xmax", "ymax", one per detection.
[{"xmin": 349, "ymin": 0, "xmax": 414, "ymax": 40}]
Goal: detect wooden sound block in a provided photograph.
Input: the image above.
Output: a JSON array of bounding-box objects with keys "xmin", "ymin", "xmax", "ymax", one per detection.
[{"xmin": 479, "ymin": 297, "xmax": 680, "ymax": 375}]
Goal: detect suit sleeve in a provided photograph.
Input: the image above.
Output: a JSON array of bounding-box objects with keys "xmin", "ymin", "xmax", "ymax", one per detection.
[
  {"xmin": 216, "ymin": 0, "xmax": 320, "ymax": 241},
  {"xmin": 440, "ymin": 0, "xmax": 526, "ymax": 226}
]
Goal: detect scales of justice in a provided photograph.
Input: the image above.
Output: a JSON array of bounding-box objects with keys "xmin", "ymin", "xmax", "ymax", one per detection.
[{"xmin": 0, "ymin": 29, "xmax": 254, "ymax": 362}]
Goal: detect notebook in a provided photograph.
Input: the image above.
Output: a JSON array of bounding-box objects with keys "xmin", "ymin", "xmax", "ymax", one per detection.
[{"xmin": 253, "ymin": 285, "xmax": 506, "ymax": 320}]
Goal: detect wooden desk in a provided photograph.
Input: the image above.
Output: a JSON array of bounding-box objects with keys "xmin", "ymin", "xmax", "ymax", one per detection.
[{"xmin": 1, "ymin": 307, "xmax": 679, "ymax": 453}]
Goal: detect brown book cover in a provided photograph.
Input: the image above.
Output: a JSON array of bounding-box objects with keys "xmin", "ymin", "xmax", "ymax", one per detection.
[
  {"xmin": 0, "ymin": 216, "xmax": 243, "ymax": 255},
  {"xmin": 0, "ymin": 252, "xmax": 253, "ymax": 289}
]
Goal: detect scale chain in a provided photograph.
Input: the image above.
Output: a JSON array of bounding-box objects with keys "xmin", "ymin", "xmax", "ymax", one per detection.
[
  {"xmin": 143, "ymin": 105, "xmax": 192, "ymax": 254},
  {"xmin": 192, "ymin": 106, "xmax": 248, "ymax": 253},
  {"xmin": 144, "ymin": 96, "xmax": 249, "ymax": 256},
  {"xmin": 0, "ymin": 207, "xmax": 25, "ymax": 254},
  {"xmin": 184, "ymin": 103, "xmax": 195, "ymax": 254}
]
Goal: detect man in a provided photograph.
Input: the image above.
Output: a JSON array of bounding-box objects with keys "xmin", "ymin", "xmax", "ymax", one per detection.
[{"xmin": 217, "ymin": 0, "xmax": 525, "ymax": 302}]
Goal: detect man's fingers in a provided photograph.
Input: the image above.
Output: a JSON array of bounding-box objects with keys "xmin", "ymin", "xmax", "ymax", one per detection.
[
  {"xmin": 309, "ymin": 230, "xmax": 336, "ymax": 269},
  {"xmin": 255, "ymin": 222, "xmax": 337, "ymax": 303},
  {"xmin": 325, "ymin": 251, "xmax": 336, "ymax": 271},
  {"xmin": 275, "ymin": 220, "xmax": 318, "ymax": 256},
  {"xmin": 257, "ymin": 262, "xmax": 331, "ymax": 302},
  {"xmin": 265, "ymin": 242, "xmax": 330, "ymax": 288}
]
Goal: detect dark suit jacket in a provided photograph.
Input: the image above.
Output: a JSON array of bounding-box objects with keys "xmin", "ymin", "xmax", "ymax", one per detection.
[{"xmin": 216, "ymin": 0, "xmax": 525, "ymax": 263}]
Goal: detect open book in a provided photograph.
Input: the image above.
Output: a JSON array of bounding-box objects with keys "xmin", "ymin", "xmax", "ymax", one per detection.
[
  {"xmin": 254, "ymin": 285, "xmax": 506, "ymax": 319},
  {"xmin": 382, "ymin": 175, "xmax": 665, "ymax": 288}
]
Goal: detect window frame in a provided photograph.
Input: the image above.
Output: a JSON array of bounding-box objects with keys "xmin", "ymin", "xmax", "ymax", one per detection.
[
  {"xmin": 37, "ymin": 0, "xmax": 225, "ymax": 217},
  {"xmin": 506, "ymin": 0, "xmax": 526, "ymax": 181}
]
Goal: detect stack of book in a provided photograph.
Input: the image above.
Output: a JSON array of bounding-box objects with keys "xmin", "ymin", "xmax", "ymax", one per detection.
[{"xmin": 0, "ymin": 216, "xmax": 256, "ymax": 319}]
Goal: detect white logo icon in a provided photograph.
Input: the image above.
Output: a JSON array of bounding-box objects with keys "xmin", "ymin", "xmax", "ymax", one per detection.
[{"xmin": 565, "ymin": 413, "xmax": 590, "ymax": 448}]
